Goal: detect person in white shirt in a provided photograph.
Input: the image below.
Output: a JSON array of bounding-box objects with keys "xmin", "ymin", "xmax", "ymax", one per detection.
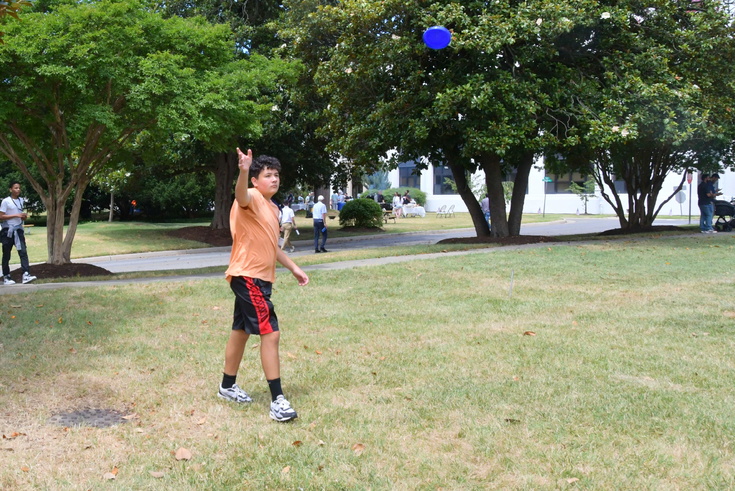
[
  {"xmin": 312, "ymin": 195, "xmax": 328, "ymax": 253},
  {"xmin": 280, "ymin": 203, "xmax": 298, "ymax": 253},
  {"xmin": 0, "ymin": 181, "xmax": 37, "ymax": 285},
  {"xmin": 392, "ymin": 192, "xmax": 403, "ymax": 218}
]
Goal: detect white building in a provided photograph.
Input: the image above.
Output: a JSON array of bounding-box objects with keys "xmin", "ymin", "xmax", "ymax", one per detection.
[{"xmin": 382, "ymin": 158, "xmax": 733, "ymax": 215}]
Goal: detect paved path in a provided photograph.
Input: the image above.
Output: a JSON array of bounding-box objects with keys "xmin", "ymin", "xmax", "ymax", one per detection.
[{"xmin": 2, "ymin": 217, "xmax": 693, "ymax": 293}]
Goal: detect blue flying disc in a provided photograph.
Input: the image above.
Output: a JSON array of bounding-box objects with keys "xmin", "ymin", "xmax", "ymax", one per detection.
[{"xmin": 423, "ymin": 26, "xmax": 451, "ymax": 50}]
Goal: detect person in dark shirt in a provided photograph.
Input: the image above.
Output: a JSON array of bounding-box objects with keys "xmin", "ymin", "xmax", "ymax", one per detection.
[{"xmin": 697, "ymin": 174, "xmax": 718, "ymax": 233}]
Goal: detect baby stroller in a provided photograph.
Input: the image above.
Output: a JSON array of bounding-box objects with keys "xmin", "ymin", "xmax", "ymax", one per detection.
[{"xmin": 713, "ymin": 199, "xmax": 735, "ymax": 232}]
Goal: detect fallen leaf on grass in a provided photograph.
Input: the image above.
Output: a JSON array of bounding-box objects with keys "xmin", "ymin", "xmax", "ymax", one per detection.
[
  {"xmin": 10, "ymin": 305, "xmax": 21, "ymax": 308},
  {"xmin": 196, "ymin": 417, "xmax": 207, "ymax": 425},
  {"xmin": 286, "ymin": 352, "xmax": 297, "ymax": 359},
  {"xmin": 20, "ymin": 466, "xmax": 29, "ymax": 472},
  {"xmin": 3, "ymin": 432, "xmax": 26, "ymax": 439},
  {"xmin": 69, "ymin": 348, "xmax": 77, "ymax": 354},
  {"xmin": 292, "ymin": 441, "xmax": 302, "ymax": 447},
  {"xmin": 504, "ymin": 418, "xmax": 521, "ymax": 424},
  {"xmin": 282, "ymin": 466, "xmax": 290, "ymax": 475},
  {"xmin": 149, "ymin": 471, "xmax": 165, "ymax": 478},
  {"xmin": 523, "ymin": 331, "xmax": 536, "ymax": 336},
  {"xmin": 317, "ymin": 440, "xmax": 325, "ymax": 446},
  {"xmin": 566, "ymin": 477, "xmax": 579, "ymax": 483},
  {"xmin": 250, "ymin": 343, "xmax": 259, "ymax": 349},
  {"xmin": 315, "ymin": 350, "xmax": 322, "ymax": 355},
  {"xmin": 102, "ymin": 472, "xmax": 116, "ymax": 480},
  {"xmin": 122, "ymin": 414, "xmax": 138, "ymax": 420},
  {"xmin": 174, "ymin": 447, "xmax": 192, "ymax": 461},
  {"xmin": 352, "ymin": 443, "xmax": 365, "ymax": 456}
]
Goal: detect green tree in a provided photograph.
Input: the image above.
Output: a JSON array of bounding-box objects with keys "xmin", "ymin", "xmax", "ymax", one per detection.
[
  {"xmin": 0, "ymin": 0, "xmax": 275, "ymax": 263},
  {"xmin": 157, "ymin": 0, "xmax": 335, "ymax": 228},
  {"xmin": 548, "ymin": 1, "xmax": 735, "ymax": 230},
  {"xmin": 568, "ymin": 178, "xmax": 596, "ymax": 215},
  {"xmin": 0, "ymin": 0, "xmax": 31, "ymax": 43},
  {"xmin": 363, "ymin": 170, "xmax": 391, "ymax": 191},
  {"xmin": 280, "ymin": 0, "xmax": 596, "ymax": 237}
]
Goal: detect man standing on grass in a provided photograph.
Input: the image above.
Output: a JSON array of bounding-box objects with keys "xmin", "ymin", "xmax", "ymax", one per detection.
[
  {"xmin": 0, "ymin": 181, "xmax": 37, "ymax": 285},
  {"xmin": 312, "ymin": 195, "xmax": 328, "ymax": 253},
  {"xmin": 217, "ymin": 148, "xmax": 308, "ymax": 422}
]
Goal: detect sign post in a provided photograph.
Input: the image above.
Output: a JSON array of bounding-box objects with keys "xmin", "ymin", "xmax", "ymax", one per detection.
[
  {"xmin": 686, "ymin": 171, "xmax": 693, "ymax": 224},
  {"xmin": 542, "ymin": 177, "xmax": 553, "ymax": 217}
]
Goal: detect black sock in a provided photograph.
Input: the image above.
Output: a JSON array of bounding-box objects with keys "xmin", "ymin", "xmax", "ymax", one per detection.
[
  {"xmin": 222, "ymin": 373, "xmax": 237, "ymax": 389},
  {"xmin": 267, "ymin": 378, "xmax": 283, "ymax": 402}
]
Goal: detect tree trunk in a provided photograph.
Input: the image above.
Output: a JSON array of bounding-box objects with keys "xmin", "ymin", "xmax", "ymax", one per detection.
[
  {"xmin": 446, "ymin": 160, "xmax": 489, "ymax": 237},
  {"xmin": 211, "ymin": 151, "xmax": 237, "ymax": 230},
  {"xmin": 507, "ymin": 151, "xmax": 534, "ymax": 236},
  {"xmin": 480, "ymin": 153, "xmax": 509, "ymax": 237},
  {"xmin": 108, "ymin": 191, "xmax": 114, "ymax": 222}
]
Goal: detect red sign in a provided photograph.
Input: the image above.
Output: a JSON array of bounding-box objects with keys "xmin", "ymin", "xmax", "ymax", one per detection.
[{"xmin": 686, "ymin": 172, "xmax": 693, "ymax": 184}]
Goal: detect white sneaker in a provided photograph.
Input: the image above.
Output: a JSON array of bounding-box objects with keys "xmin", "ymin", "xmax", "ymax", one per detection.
[
  {"xmin": 22, "ymin": 273, "xmax": 37, "ymax": 284},
  {"xmin": 270, "ymin": 395, "xmax": 298, "ymax": 422},
  {"xmin": 3, "ymin": 276, "xmax": 15, "ymax": 285},
  {"xmin": 218, "ymin": 383, "xmax": 252, "ymax": 403}
]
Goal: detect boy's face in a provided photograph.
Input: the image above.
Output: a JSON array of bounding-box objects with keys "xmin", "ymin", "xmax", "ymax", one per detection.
[
  {"xmin": 9, "ymin": 184, "xmax": 21, "ymax": 198},
  {"xmin": 251, "ymin": 167, "xmax": 280, "ymax": 198}
]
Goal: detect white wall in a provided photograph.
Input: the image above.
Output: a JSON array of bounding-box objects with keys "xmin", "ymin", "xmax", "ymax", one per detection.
[{"xmin": 383, "ymin": 161, "xmax": 728, "ymax": 215}]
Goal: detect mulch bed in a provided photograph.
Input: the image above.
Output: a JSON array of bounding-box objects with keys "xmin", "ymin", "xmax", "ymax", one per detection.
[
  {"xmin": 437, "ymin": 235, "xmax": 558, "ymax": 246},
  {"xmin": 12, "ymin": 263, "xmax": 114, "ymax": 282}
]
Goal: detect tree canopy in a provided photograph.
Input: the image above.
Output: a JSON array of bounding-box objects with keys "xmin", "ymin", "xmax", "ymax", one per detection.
[
  {"xmin": 279, "ymin": 0, "xmax": 735, "ymax": 234},
  {"xmin": 0, "ymin": 0, "xmax": 283, "ymax": 263}
]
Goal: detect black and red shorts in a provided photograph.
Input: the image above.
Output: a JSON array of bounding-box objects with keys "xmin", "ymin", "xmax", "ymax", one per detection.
[{"xmin": 230, "ymin": 276, "xmax": 279, "ymax": 335}]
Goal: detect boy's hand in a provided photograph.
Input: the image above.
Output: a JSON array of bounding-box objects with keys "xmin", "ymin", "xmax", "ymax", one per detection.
[
  {"xmin": 292, "ymin": 267, "xmax": 309, "ymax": 286},
  {"xmin": 237, "ymin": 148, "xmax": 252, "ymax": 174}
]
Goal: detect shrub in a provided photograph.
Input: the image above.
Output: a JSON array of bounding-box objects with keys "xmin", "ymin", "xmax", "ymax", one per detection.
[{"xmin": 338, "ymin": 198, "xmax": 383, "ymax": 228}]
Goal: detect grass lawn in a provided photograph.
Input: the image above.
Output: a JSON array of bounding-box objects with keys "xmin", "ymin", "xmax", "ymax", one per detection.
[
  {"xmin": 1, "ymin": 234, "xmax": 734, "ymax": 489},
  {"xmin": 21, "ymin": 213, "xmax": 571, "ymax": 263}
]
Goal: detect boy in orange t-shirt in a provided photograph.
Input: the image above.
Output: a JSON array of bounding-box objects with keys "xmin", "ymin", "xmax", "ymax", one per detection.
[{"xmin": 218, "ymin": 148, "xmax": 309, "ymax": 422}]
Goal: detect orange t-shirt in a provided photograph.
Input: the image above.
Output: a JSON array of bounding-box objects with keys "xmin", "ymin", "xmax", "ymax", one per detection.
[{"xmin": 225, "ymin": 189, "xmax": 280, "ymax": 283}]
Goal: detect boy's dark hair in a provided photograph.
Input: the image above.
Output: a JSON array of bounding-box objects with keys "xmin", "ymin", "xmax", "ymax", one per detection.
[
  {"xmin": 249, "ymin": 155, "xmax": 281, "ymax": 181},
  {"xmin": 8, "ymin": 180, "xmax": 20, "ymax": 190}
]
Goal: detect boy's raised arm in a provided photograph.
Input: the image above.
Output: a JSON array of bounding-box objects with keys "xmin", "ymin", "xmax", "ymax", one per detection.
[{"xmin": 234, "ymin": 148, "xmax": 253, "ymax": 208}]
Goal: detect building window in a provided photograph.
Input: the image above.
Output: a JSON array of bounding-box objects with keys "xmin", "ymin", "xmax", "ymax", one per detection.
[
  {"xmin": 399, "ymin": 161, "xmax": 420, "ymax": 189},
  {"xmin": 613, "ymin": 178, "xmax": 627, "ymax": 193},
  {"xmin": 545, "ymin": 173, "xmax": 590, "ymax": 194},
  {"xmin": 433, "ymin": 165, "xmax": 455, "ymax": 195}
]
